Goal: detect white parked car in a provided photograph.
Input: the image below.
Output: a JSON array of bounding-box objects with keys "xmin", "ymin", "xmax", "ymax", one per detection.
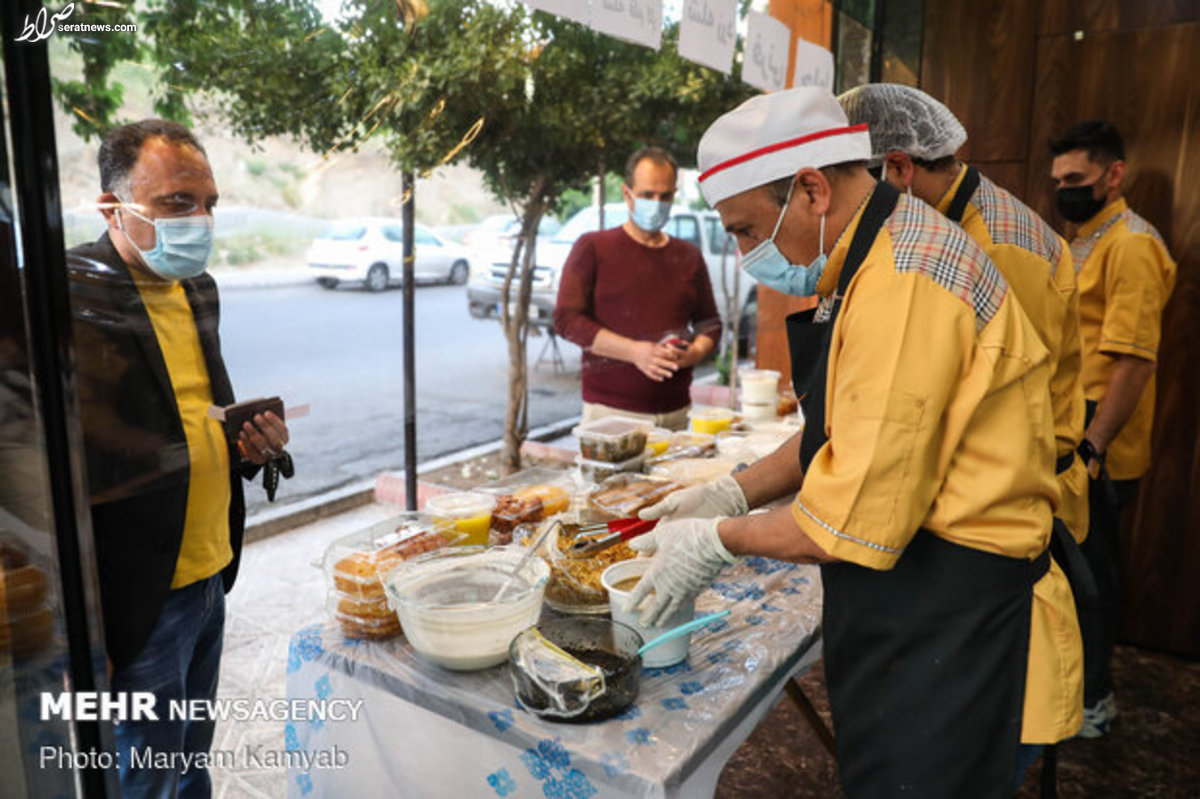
[{"xmin": 307, "ymin": 217, "xmax": 472, "ymax": 291}]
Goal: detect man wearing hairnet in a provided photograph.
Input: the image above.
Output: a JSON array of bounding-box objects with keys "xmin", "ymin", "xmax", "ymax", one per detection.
[
  {"xmin": 631, "ymin": 87, "xmax": 1079, "ymax": 797},
  {"xmin": 838, "ymin": 83, "xmax": 1086, "ymax": 756}
]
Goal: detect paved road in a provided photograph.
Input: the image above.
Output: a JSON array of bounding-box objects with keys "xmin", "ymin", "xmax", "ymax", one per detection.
[{"xmin": 218, "ymin": 280, "xmax": 584, "ymax": 516}]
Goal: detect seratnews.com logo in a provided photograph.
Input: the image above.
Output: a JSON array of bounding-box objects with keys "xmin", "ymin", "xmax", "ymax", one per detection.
[{"xmin": 14, "ymin": 3, "xmax": 138, "ymax": 44}]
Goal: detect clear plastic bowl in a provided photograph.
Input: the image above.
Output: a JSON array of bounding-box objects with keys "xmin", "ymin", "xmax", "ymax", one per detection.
[{"xmin": 384, "ymin": 547, "xmax": 549, "ymax": 671}]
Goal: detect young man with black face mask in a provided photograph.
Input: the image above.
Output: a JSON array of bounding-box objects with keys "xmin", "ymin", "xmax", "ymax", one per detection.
[{"xmin": 1049, "ymin": 120, "xmax": 1177, "ymax": 737}]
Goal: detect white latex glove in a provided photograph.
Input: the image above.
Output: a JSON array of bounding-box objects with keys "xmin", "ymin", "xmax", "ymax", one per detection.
[
  {"xmin": 628, "ymin": 517, "xmax": 739, "ymax": 627},
  {"xmin": 638, "ymin": 474, "xmax": 749, "ymax": 521}
]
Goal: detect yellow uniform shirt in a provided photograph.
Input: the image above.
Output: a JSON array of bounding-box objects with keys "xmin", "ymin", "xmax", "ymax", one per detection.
[
  {"xmin": 135, "ymin": 278, "xmax": 233, "ymax": 589},
  {"xmin": 937, "ymin": 165, "xmax": 1089, "ymax": 543},
  {"xmin": 1070, "ymin": 198, "xmax": 1176, "ymax": 480},
  {"xmin": 791, "ymin": 194, "xmax": 1083, "ymax": 743}
]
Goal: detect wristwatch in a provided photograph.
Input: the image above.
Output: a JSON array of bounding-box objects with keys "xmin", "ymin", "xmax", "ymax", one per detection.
[{"xmin": 1077, "ymin": 438, "xmax": 1101, "ymax": 465}]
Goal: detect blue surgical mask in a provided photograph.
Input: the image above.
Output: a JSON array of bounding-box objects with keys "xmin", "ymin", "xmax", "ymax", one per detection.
[
  {"xmin": 740, "ymin": 180, "xmax": 827, "ymax": 297},
  {"xmin": 118, "ymin": 200, "xmax": 214, "ymax": 281},
  {"xmin": 630, "ymin": 197, "xmax": 671, "ymax": 233}
]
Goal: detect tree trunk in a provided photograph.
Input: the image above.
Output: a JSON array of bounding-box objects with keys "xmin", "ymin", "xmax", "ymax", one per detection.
[{"xmin": 500, "ymin": 177, "xmax": 551, "ymax": 471}]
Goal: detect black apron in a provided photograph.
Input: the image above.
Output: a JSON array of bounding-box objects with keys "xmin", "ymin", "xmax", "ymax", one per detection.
[{"xmin": 787, "ymin": 183, "xmax": 1049, "ymax": 798}]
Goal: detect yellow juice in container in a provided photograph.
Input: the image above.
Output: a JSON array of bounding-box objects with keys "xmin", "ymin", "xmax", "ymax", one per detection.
[
  {"xmin": 644, "ymin": 427, "xmax": 671, "ymax": 457},
  {"xmin": 425, "ymin": 492, "xmax": 495, "ymax": 547},
  {"xmin": 690, "ymin": 407, "xmax": 735, "ymax": 435}
]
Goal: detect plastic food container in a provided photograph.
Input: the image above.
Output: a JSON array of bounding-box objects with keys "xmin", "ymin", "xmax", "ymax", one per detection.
[
  {"xmin": 323, "ymin": 513, "xmax": 456, "ymax": 601},
  {"xmin": 573, "ymin": 417, "xmax": 650, "ymax": 463},
  {"xmin": 510, "ymin": 617, "xmax": 643, "ymax": 722},
  {"xmin": 740, "ymin": 402, "xmax": 777, "ymax": 421},
  {"xmin": 576, "ymin": 453, "xmax": 645, "ymax": 484},
  {"xmin": 690, "ymin": 407, "xmax": 735, "ymax": 435},
  {"xmin": 426, "ymin": 492, "xmax": 496, "ymax": 547},
  {"xmin": 644, "ymin": 427, "xmax": 671, "ymax": 458},
  {"xmin": 384, "ymin": 547, "xmax": 550, "ymax": 671},
  {"xmin": 586, "ymin": 473, "xmax": 686, "ymax": 521},
  {"xmin": 602, "ymin": 559, "xmax": 694, "ymax": 668},
  {"xmin": 739, "ymin": 368, "xmax": 781, "ymax": 405},
  {"xmin": 650, "ymin": 431, "xmax": 717, "ymax": 463},
  {"xmin": 649, "ymin": 458, "xmax": 739, "ymax": 486}
]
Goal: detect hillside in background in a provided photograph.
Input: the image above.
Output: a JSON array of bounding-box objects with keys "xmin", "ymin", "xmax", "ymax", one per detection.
[{"xmin": 50, "ymin": 37, "xmax": 509, "ymax": 260}]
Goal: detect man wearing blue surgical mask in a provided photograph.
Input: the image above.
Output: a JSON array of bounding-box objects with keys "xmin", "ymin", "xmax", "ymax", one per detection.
[
  {"xmin": 556, "ymin": 146, "xmax": 721, "ymax": 430},
  {"xmin": 65, "ymin": 119, "xmax": 289, "ymax": 797}
]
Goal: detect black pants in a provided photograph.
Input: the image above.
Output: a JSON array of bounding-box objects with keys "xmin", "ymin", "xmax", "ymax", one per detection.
[{"xmin": 1079, "ymin": 476, "xmax": 1139, "ymax": 703}]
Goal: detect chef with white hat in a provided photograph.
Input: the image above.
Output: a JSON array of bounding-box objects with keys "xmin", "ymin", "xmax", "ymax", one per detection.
[{"xmin": 632, "ymin": 87, "xmax": 1071, "ymax": 797}]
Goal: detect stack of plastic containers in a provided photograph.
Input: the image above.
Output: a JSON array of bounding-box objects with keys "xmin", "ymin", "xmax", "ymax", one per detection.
[
  {"xmin": 322, "ymin": 512, "xmax": 454, "ymax": 639},
  {"xmin": 573, "ymin": 417, "xmax": 650, "ymax": 483},
  {"xmin": 739, "ymin": 368, "xmax": 781, "ymax": 420}
]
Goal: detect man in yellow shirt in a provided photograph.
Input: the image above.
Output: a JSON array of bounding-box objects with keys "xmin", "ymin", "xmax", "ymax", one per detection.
[
  {"xmin": 1050, "ymin": 119, "xmax": 1177, "ymax": 736},
  {"xmin": 838, "ymin": 84, "xmax": 1088, "ymax": 548},
  {"xmin": 838, "ymin": 84, "xmax": 1089, "ymax": 772},
  {"xmin": 633, "ymin": 88, "xmax": 1080, "ymax": 798},
  {"xmin": 67, "ymin": 120, "xmax": 290, "ymax": 796}
]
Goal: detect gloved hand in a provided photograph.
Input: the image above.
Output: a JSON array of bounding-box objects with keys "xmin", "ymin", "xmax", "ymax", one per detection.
[
  {"xmin": 638, "ymin": 474, "xmax": 749, "ymax": 521},
  {"xmin": 628, "ymin": 517, "xmax": 738, "ymax": 627}
]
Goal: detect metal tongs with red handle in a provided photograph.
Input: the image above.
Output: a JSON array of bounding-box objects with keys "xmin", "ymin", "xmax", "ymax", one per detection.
[{"xmin": 568, "ymin": 517, "xmax": 659, "ymax": 557}]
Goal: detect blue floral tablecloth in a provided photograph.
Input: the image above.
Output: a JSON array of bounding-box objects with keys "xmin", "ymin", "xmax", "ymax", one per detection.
[{"xmin": 285, "ymin": 558, "xmax": 822, "ymax": 799}]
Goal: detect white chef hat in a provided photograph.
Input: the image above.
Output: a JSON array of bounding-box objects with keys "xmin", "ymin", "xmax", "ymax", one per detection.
[
  {"xmin": 697, "ymin": 87, "xmax": 872, "ymax": 207},
  {"xmin": 837, "ymin": 83, "xmax": 967, "ymax": 167}
]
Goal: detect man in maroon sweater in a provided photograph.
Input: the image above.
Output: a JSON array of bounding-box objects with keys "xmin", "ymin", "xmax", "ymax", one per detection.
[{"xmin": 555, "ymin": 147, "xmax": 721, "ymax": 430}]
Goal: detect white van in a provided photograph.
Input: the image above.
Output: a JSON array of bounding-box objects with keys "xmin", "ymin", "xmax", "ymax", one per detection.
[{"xmin": 466, "ymin": 203, "xmax": 756, "ymax": 342}]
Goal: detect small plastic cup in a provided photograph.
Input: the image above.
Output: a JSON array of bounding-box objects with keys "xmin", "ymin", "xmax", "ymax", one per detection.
[
  {"xmin": 739, "ymin": 368, "xmax": 781, "ymax": 405},
  {"xmin": 602, "ymin": 559, "xmax": 694, "ymax": 668},
  {"xmin": 689, "ymin": 407, "xmax": 735, "ymax": 435},
  {"xmin": 644, "ymin": 427, "xmax": 671, "ymax": 458},
  {"xmin": 425, "ymin": 492, "xmax": 496, "ymax": 547}
]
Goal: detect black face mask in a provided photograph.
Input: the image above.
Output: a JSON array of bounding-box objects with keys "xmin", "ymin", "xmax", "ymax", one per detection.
[{"xmin": 1055, "ymin": 182, "xmax": 1106, "ymax": 224}]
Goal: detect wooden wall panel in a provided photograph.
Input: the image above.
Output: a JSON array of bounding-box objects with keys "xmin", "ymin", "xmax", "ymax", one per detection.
[
  {"xmin": 1041, "ymin": 0, "xmax": 1200, "ymax": 37},
  {"xmin": 758, "ymin": 1, "xmax": 832, "ymax": 382},
  {"xmin": 968, "ymin": 161, "xmax": 1027, "ymax": 198},
  {"xmin": 921, "ymin": 0, "xmax": 1039, "ymax": 162},
  {"xmin": 1025, "ymin": 23, "xmax": 1200, "ymax": 655}
]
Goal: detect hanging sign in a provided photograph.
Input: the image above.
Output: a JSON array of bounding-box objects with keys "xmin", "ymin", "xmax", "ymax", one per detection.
[
  {"xmin": 679, "ymin": 0, "xmax": 737, "ymax": 74},
  {"xmin": 523, "ymin": 0, "xmax": 590, "ymax": 24},
  {"xmin": 793, "ymin": 38, "xmax": 835, "ymax": 90},
  {"xmin": 743, "ymin": 10, "xmax": 789, "ymax": 92},
  {"xmin": 590, "ymin": 0, "xmax": 663, "ymax": 50}
]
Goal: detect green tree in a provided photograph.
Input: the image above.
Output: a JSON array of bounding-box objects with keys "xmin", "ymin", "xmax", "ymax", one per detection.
[{"xmin": 55, "ymin": 0, "xmax": 752, "ymax": 470}]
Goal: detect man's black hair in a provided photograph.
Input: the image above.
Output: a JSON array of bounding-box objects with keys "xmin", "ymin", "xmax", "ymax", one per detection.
[
  {"xmin": 624, "ymin": 146, "xmax": 679, "ymax": 188},
  {"xmin": 98, "ymin": 119, "xmax": 207, "ymax": 193},
  {"xmin": 1048, "ymin": 119, "xmax": 1125, "ymax": 164}
]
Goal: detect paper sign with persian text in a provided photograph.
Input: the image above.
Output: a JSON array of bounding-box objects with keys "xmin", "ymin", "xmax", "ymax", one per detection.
[
  {"xmin": 678, "ymin": 0, "xmax": 737, "ymax": 74},
  {"xmin": 743, "ymin": 11, "xmax": 789, "ymax": 92},
  {"xmin": 792, "ymin": 38, "xmax": 835, "ymax": 90},
  {"xmin": 590, "ymin": 0, "xmax": 663, "ymax": 50},
  {"xmin": 523, "ymin": 0, "xmax": 590, "ymax": 24}
]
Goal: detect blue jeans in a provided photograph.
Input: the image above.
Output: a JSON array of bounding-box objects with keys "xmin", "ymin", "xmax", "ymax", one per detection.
[{"xmin": 110, "ymin": 573, "xmax": 226, "ymax": 799}]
